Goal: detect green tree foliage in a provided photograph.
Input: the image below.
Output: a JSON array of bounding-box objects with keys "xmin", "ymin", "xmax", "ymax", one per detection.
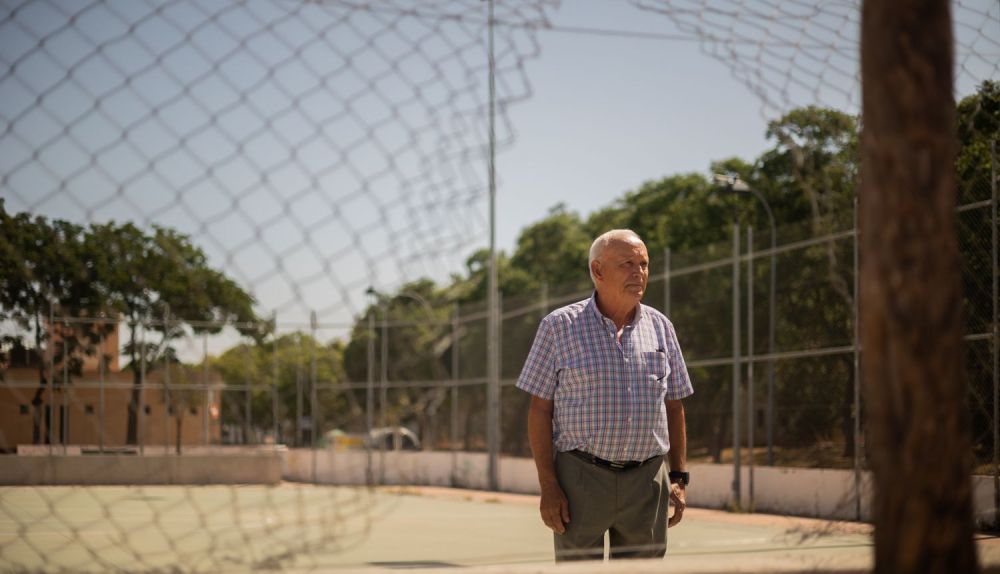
[
  {"xmin": 755, "ymin": 106, "xmax": 859, "ymax": 230},
  {"xmin": 957, "ymin": 80, "xmax": 1000, "ymax": 195},
  {"xmin": 509, "ymin": 204, "xmax": 591, "ymax": 292},
  {"xmin": 0, "ymin": 205, "xmax": 260, "ymax": 445},
  {"xmin": 85, "ymin": 222, "xmax": 261, "ymax": 444},
  {"xmin": 342, "ymin": 280, "xmax": 458, "ymax": 448},
  {"xmin": 955, "ymin": 81, "xmax": 1000, "ymax": 465},
  {"xmin": 0, "ymin": 200, "xmax": 110, "ymax": 443},
  {"xmin": 214, "ymin": 333, "xmax": 347, "ymax": 446}
]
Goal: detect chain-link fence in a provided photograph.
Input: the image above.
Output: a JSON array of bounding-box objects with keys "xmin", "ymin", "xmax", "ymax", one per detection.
[
  {"xmin": 2, "ymin": 0, "xmax": 999, "ymax": 571},
  {"xmin": 4, "ymin": 167, "xmax": 995, "ymax": 467}
]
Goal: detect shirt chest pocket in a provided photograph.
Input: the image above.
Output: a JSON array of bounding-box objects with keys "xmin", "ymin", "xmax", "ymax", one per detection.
[{"xmin": 640, "ymin": 350, "xmax": 670, "ymax": 383}]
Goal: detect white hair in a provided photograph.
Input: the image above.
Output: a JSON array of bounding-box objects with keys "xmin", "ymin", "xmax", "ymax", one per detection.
[{"xmin": 588, "ymin": 229, "xmax": 644, "ymax": 285}]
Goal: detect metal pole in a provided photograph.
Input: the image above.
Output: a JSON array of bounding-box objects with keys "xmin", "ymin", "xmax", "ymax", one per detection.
[
  {"xmin": 664, "ymin": 248, "xmax": 671, "ymax": 317},
  {"xmin": 202, "ymin": 332, "xmax": 209, "ymax": 446},
  {"xmin": 296, "ymin": 334, "xmax": 303, "ymax": 448},
  {"xmin": 991, "ymin": 138, "xmax": 998, "ymax": 527},
  {"xmin": 486, "ymin": 0, "xmax": 500, "ymax": 492},
  {"xmin": 47, "ymin": 301, "xmax": 53, "ymax": 453},
  {"xmin": 497, "ymin": 295, "xmax": 503, "ymax": 458},
  {"xmin": 61, "ymin": 320, "xmax": 67, "ymax": 454},
  {"xmin": 139, "ymin": 317, "xmax": 146, "ymax": 455},
  {"xmin": 747, "ymin": 227, "xmax": 754, "ymax": 510},
  {"xmin": 99, "ymin": 327, "xmax": 105, "ymax": 453},
  {"xmin": 765, "ymin": 202, "xmax": 776, "ymax": 468},
  {"xmin": 245, "ymin": 342, "xmax": 253, "ymax": 446},
  {"xmin": 272, "ymin": 312, "xmax": 280, "ymax": 446},
  {"xmin": 380, "ymin": 301, "xmax": 388, "ymax": 484},
  {"xmin": 310, "ymin": 310, "xmax": 318, "ymax": 482},
  {"xmin": 853, "ymin": 193, "xmax": 863, "ymax": 521},
  {"xmin": 164, "ymin": 309, "xmax": 171, "ymax": 455},
  {"xmin": 366, "ymin": 307, "xmax": 375, "ymax": 485},
  {"xmin": 731, "ymin": 223, "xmax": 741, "ymax": 509},
  {"xmin": 451, "ymin": 303, "xmax": 460, "ymax": 484}
]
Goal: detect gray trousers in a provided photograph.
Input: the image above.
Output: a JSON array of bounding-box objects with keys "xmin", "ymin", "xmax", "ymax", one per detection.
[{"xmin": 553, "ymin": 450, "xmax": 669, "ymax": 561}]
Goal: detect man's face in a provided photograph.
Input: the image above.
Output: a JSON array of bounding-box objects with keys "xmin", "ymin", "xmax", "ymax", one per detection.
[{"xmin": 593, "ymin": 239, "xmax": 649, "ymax": 305}]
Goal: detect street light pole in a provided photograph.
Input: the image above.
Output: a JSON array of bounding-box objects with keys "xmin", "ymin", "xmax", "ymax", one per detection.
[{"xmin": 714, "ymin": 174, "xmax": 777, "ymax": 466}]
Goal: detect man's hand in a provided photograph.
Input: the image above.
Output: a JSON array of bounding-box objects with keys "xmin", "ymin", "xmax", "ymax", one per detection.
[
  {"xmin": 539, "ymin": 481, "xmax": 570, "ymax": 534},
  {"xmin": 667, "ymin": 482, "xmax": 686, "ymax": 527}
]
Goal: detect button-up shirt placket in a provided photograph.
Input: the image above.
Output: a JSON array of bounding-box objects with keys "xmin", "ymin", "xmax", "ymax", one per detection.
[{"xmin": 607, "ymin": 314, "xmax": 636, "ymax": 463}]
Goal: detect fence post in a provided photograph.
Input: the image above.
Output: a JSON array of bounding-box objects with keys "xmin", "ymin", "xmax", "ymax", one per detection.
[
  {"xmin": 366, "ymin": 307, "xmax": 375, "ymax": 485},
  {"xmin": 139, "ymin": 316, "xmax": 147, "ymax": 455},
  {"xmin": 47, "ymin": 300, "xmax": 54, "ymax": 454},
  {"xmin": 164, "ymin": 308, "xmax": 171, "ymax": 455},
  {"xmin": 61, "ymin": 317, "xmax": 67, "ymax": 454},
  {"xmin": 202, "ymin": 331, "xmax": 209, "ymax": 446},
  {"xmin": 244, "ymin": 338, "xmax": 253, "ymax": 446},
  {"xmin": 380, "ymin": 301, "xmax": 388, "ymax": 484},
  {"xmin": 296, "ymin": 333, "xmax": 303, "ymax": 448},
  {"xmin": 310, "ymin": 310, "xmax": 318, "ymax": 482},
  {"xmin": 853, "ymin": 193, "xmax": 863, "ymax": 521},
  {"xmin": 664, "ymin": 247, "xmax": 671, "ymax": 317},
  {"xmin": 497, "ymin": 296, "xmax": 503, "ymax": 461},
  {"xmin": 992, "ymin": 138, "xmax": 998, "ymax": 528},
  {"xmin": 99, "ymin": 322, "xmax": 105, "ymax": 453},
  {"xmin": 451, "ymin": 303, "xmax": 460, "ymax": 485},
  {"xmin": 272, "ymin": 311, "xmax": 280, "ymax": 446},
  {"xmin": 731, "ymin": 223, "xmax": 742, "ymax": 509},
  {"xmin": 747, "ymin": 227, "xmax": 754, "ymax": 510}
]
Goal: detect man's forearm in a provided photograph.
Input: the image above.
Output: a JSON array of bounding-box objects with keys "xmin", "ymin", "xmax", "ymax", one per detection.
[
  {"xmin": 527, "ymin": 400, "xmax": 558, "ymax": 486},
  {"xmin": 666, "ymin": 400, "xmax": 687, "ymax": 471}
]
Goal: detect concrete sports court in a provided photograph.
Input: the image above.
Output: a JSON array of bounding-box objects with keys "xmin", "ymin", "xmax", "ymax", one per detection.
[{"xmin": 3, "ymin": 484, "xmax": 1000, "ymax": 573}]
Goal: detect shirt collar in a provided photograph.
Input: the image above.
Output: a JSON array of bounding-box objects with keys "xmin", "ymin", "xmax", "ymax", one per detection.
[{"xmin": 587, "ymin": 292, "xmax": 643, "ymax": 327}]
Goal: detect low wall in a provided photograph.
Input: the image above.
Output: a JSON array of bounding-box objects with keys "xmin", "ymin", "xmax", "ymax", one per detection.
[
  {"xmin": 282, "ymin": 449, "xmax": 998, "ymax": 527},
  {"xmin": 1, "ymin": 453, "xmax": 283, "ymax": 485}
]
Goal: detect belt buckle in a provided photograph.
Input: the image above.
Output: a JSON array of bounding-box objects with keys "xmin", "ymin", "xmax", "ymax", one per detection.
[{"xmin": 608, "ymin": 460, "xmax": 626, "ymax": 470}]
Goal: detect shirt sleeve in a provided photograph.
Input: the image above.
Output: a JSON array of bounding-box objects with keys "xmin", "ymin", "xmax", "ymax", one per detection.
[
  {"xmin": 515, "ymin": 315, "xmax": 559, "ymax": 400},
  {"xmin": 664, "ymin": 319, "xmax": 694, "ymax": 400}
]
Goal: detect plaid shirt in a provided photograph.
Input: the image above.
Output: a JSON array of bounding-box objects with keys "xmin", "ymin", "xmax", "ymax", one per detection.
[{"xmin": 516, "ymin": 294, "xmax": 693, "ymax": 462}]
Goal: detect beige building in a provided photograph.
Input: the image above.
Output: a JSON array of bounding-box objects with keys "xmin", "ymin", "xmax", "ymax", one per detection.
[{"xmin": 0, "ymin": 322, "xmax": 222, "ymax": 453}]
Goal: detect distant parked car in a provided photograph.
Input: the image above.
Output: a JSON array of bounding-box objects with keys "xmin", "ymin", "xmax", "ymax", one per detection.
[
  {"xmin": 365, "ymin": 427, "xmax": 421, "ymax": 451},
  {"xmin": 321, "ymin": 427, "xmax": 421, "ymax": 451}
]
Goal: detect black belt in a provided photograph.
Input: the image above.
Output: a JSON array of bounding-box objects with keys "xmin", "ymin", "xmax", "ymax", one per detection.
[{"xmin": 568, "ymin": 450, "xmax": 660, "ymax": 471}]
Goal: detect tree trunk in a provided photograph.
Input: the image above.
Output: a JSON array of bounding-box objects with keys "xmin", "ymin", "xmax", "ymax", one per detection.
[
  {"xmin": 860, "ymin": 1, "xmax": 978, "ymax": 572},
  {"xmin": 126, "ymin": 320, "xmax": 140, "ymax": 445},
  {"xmin": 32, "ymin": 312, "xmax": 46, "ymax": 444}
]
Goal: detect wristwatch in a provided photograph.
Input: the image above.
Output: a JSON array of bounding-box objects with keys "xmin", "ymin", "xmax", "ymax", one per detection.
[{"xmin": 668, "ymin": 470, "xmax": 690, "ymax": 486}]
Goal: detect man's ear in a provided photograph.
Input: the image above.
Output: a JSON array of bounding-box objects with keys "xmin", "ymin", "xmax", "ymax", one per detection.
[{"xmin": 591, "ymin": 260, "xmax": 602, "ymax": 281}]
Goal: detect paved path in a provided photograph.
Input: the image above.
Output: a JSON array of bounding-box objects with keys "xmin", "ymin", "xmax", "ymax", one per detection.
[{"xmin": 2, "ymin": 484, "xmax": 997, "ymax": 573}]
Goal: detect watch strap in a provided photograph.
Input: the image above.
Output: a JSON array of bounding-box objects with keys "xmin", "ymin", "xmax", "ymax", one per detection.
[{"xmin": 668, "ymin": 470, "xmax": 690, "ymax": 486}]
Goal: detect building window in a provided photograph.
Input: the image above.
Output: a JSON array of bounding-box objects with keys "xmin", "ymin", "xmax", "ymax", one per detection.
[
  {"xmin": 84, "ymin": 404, "xmax": 95, "ymax": 414},
  {"xmin": 20, "ymin": 404, "xmax": 29, "ymax": 415}
]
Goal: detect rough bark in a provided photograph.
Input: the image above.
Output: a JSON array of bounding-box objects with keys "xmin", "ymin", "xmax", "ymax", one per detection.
[{"xmin": 860, "ymin": 1, "xmax": 978, "ymax": 572}]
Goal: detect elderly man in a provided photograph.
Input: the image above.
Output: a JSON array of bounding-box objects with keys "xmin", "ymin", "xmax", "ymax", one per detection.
[{"xmin": 516, "ymin": 229, "xmax": 693, "ymax": 561}]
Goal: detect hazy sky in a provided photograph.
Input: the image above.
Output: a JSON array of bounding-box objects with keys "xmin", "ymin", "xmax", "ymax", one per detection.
[{"xmin": 2, "ymin": 0, "xmax": 997, "ymax": 344}]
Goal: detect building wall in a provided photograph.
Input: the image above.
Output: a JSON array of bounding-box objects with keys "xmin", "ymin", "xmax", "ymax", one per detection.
[{"xmin": 1, "ymin": 369, "xmax": 221, "ymax": 452}]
